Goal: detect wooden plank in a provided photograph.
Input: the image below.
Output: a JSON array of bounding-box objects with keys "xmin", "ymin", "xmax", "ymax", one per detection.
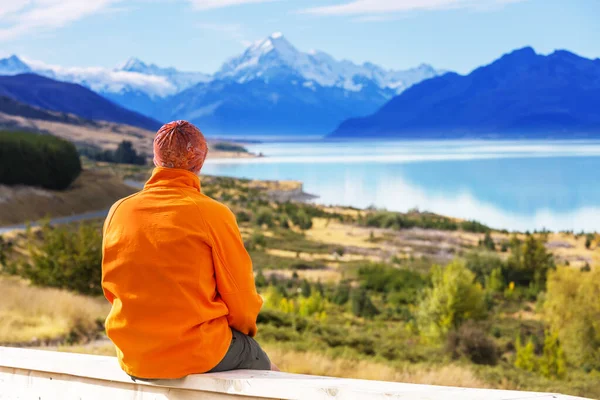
[{"xmin": 0, "ymin": 347, "xmax": 589, "ymax": 400}]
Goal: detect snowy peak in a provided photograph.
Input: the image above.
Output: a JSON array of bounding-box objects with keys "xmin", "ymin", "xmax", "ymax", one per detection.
[
  {"xmin": 0, "ymin": 55, "xmax": 32, "ymax": 75},
  {"xmin": 119, "ymin": 57, "xmax": 151, "ymax": 72},
  {"xmin": 116, "ymin": 57, "xmax": 211, "ymax": 90},
  {"xmin": 215, "ymin": 33, "xmax": 443, "ymax": 93},
  {"xmin": 216, "ymin": 32, "xmax": 306, "ymax": 82}
]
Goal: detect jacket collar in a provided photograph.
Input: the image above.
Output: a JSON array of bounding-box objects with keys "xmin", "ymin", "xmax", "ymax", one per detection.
[{"xmin": 144, "ymin": 167, "xmax": 201, "ymax": 192}]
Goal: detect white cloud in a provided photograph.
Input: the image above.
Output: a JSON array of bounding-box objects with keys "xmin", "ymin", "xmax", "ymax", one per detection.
[
  {"xmin": 187, "ymin": 0, "xmax": 278, "ymax": 11},
  {"xmin": 301, "ymin": 0, "xmax": 527, "ymax": 16},
  {"xmin": 0, "ymin": 0, "xmax": 123, "ymax": 41}
]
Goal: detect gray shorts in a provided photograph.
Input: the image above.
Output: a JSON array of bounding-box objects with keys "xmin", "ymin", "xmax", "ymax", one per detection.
[
  {"xmin": 130, "ymin": 329, "xmax": 270, "ymax": 381},
  {"xmin": 209, "ymin": 329, "xmax": 271, "ymax": 372}
]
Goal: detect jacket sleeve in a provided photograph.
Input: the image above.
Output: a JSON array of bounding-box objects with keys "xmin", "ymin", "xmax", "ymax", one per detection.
[{"xmin": 208, "ymin": 204, "xmax": 263, "ymax": 337}]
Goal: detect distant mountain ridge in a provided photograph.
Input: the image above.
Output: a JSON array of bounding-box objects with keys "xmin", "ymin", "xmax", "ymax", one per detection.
[
  {"xmin": 154, "ymin": 33, "xmax": 443, "ymax": 136},
  {"xmin": 215, "ymin": 32, "xmax": 440, "ymax": 94},
  {"xmin": 0, "ymin": 74, "xmax": 161, "ymax": 131},
  {"xmin": 330, "ymin": 47, "xmax": 600, "ymax": 138},
  {"xmin": 0, "ymin": 33, "xmax": 444, "ymax": 136}
]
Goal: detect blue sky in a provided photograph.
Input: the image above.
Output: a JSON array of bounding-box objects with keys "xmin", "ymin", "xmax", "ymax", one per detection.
[{"xmin": 1, "ymin": 0, "xmax": 598, "ymax": 74}]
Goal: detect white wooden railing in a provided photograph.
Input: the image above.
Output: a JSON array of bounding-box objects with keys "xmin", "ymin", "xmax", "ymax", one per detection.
[{"xmin": 0, "ymin": 347, "xmax": 588, "ymax": 400}]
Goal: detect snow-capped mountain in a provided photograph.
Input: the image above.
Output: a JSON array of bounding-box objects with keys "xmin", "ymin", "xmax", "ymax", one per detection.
[
  {"xmin": 0, "ymin": 33, "xmax": 446, "ymax": 136},
  {"xmin": 0, "ymin": 55, "xmax": 31, "ymax": 75},
  {"xmin": 118, "ymin": 57, "xmax": 211, "ymax": 92},
  {"xmin": 215, "ymin": 32, "xmax": 442, "ymax": 94},
  {"xmin": 0, "ymin": 55, "xmax": 208, "ymax": 99}
]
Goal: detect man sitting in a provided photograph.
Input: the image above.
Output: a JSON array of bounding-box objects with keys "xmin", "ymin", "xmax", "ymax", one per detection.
[{"xmin": 102, "ymin": 120, "xmax": 277, "ymax": 379}]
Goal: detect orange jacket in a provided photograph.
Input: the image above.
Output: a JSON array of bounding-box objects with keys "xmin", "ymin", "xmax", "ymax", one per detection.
[{"xmin": 101, "ymin": 167, "xmax": 262, "ymax": 379}]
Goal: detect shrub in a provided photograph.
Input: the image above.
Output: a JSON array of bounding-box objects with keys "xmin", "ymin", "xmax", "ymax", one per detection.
[
  {"xmin": 255, "ymin": 207, "xmax": 275, "ymax": 228},
  {"xmin": 246, "ymin": 231, "xmax": 267, "ymax": 250},
  {"xmin": 21, "ymin": 222, "xmax": 103, "ymax": 295},
  {"xmin": 585, "ymin": 234, "xmax": 594, "ymax": 249},
  {"xmin": 540, "ymin": 330, "xmax": 567, "ymax": 379},
  {"xmin": 80, "ymin": 141, "xmax": 147, "ymax": 165},
  {"xmin": 357, "ymin": 263, "xmax": 427, "ymax": 305},
  {"xmin": 0, "ymin": 131, "xmax": 81, "ymax": 190},
  {"xmin": 486, "ymin": 267, "xmax": 505, "ymax": 293},
  {"xmin": 446, "ymin": 322, "xmax": 498, "ymax": 365},
  {"xmin": 235, "ymin": 210, "xmax": 252, "ymax": 223},
  {"xmin": 351, "ymin": 287, "xmax": 379, "ymax": 318},
  {"xmin": 544, "ymin": 267, "xmax": 600, "ymax": 370},
  {"xmin": 505, "ymin": 234, "xmax": 555, "ymax": 290},
  {"xmin": 479, "ymin": 232, "xmax": 495, "ymax": 251},
  {"xmin": 291, "ymin": 209, "xmax": 313, "ymax": 230},
  {"xmin": 461, "ymin": 220, "xmax": 490, "ymax": 233},
  {"xmin": 331, "ymin": 282, "xmax": 351, "ymax": 305},
  {"xmin": 417, "ymin": 260, "xmax": 487, "ymax": 340},
  {"xmin": 515, "ymin": 335, "xmax": 538, "ymax": 372},
  {"xmin": 465, "ymin": 251, "xmax": 505, "ymax": 286}
]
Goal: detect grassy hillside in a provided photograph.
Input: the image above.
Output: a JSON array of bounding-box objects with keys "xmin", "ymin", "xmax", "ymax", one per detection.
[{"xmin": 0, "ymin": 169, "xmax": 136, "ymax": 226}]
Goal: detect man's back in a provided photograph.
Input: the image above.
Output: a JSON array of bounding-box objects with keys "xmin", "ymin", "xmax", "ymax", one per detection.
[{"xmin": 102, "ymin": 167, "xmax": 263, "ymax": 379}]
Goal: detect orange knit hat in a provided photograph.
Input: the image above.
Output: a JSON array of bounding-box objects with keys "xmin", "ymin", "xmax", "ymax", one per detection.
[{"xmin": 153, "ymin": 120, "xmax": 208, "ymax": 173}]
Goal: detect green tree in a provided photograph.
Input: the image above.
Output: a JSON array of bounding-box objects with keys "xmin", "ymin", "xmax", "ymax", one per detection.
[
  {"xmin": 298, "ymin": 290, "xmax": 326, "ymax": 319},
  {"xmin": 506, "ymin": 234, "xmax": 555, "ymax": 290},
  {"xmin": 255, "ymin": 270, "xmax": 267, "ymax": 288},
  {"xmin": 417, "ymin": 260, "xmax": 487, "ymax": 340},
  {"xmin": 0, "ymin": 131, "xmax": 81, "ymax": 190},
  {"xmin": 300, "ymin": 279, "xmax": 312, "ymax": 297},
  {"xmin": 486, "ymin": 267, "xmax": 505, "ymax": 293},
  {"xmin": 331, "ymin": 282, "xmax": 351, "ymax": 305},
  {"xmin": 540, "ymin": 330, "xmax": 567, "ymax": 379},
  {"xmin": 351, "ymin": 287, "xmax": 379, "ymax": 318},
  {"xmin": 113, "ymin": 141, "xmax": 146, "ymax": 165},
  {"xmin": 515, "ymin": 335, "xmax": 538, "ymax": 372},
  {"xmin": 544, "ymin": 267, "xmax": 600, "ymax": 370},
  {"xmin": 585, "ymin": 234, "xmax": 593, "ymax": 249},
  {"xmin": 292, "ymin": 209, "xmax": 313, "ymax": 230},
  {"xmin": 255, "ymin": 207, "xmax": 274, "ymax": 228},
  {"xmin": 22, "ymin": 222, "xmax": 102, "ymax": 295},
  {"xmin": 465, "ymin": 251, "xmax": 505, "ymax": 286},
  {"xmin": 480, "ymin": 232, "xmax": 495, "ymax": 251}
]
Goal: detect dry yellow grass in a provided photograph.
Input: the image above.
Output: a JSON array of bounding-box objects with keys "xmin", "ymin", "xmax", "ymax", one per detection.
[
  {"xmin": 262, "ymin": 345, "xmax": 489, "ymax": 388},
  {"xmin": 264, "ymin": 268, "xmax": 342, "ymax": 283},
  {"xmin": 306, "ymin": 218, "xmax": 382, "ymax": 250},
  {"xmin": 56, "ymin": 341, "xmax": 487, "ymax": 389},
  {"xmin": 0, "ymin": 169, "xmax": 137, "ymax": 226},
  {"xmin": 265, "ymin": 248, "xmax": 374, "ymax": 263},
  {"xmin": 0, "ymin": 276, "xmax": 109, "ymax": 344}
]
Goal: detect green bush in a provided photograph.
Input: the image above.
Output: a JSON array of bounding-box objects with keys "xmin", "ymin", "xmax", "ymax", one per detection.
[
  {"xmin": 515, "ymin": 335, "xmax": 538, "ymax": 372},
  {"xmin": 544, "ymin": 267, "xmax": 600, "ymax": 370},
  {"xmin": 505, "ymin": 234, "xmax": 555, "ymax": 290},
  {"xmin": 479, "ymin": 232, "xmax": 495, "ymax": 250},
  {"xmin": 235, "ymin": 210, "xmax": 252, "ymax": 223},
  {"xmin": 357, "ymin": 263, "xmax": 427, "ymax": 304},
  {"xmin": 465, "ymin": 251, "xmax": 505, "ymax": 286},
  {"xmin": 0, "ymin": 131, "xmax": 81, "ymax": 190},
  {"xmin": 417, "ymin": 260, "xmax": 487, "ymax": 340},
  {"xmin": 446, "ymin": 322, "xmax": 498, "ymax": 365},
  {"xmin": 255, "ymin": 207, "xmax": 275, "ymax": 227},
  {"xmin": 21, "ymin": 222, "xmax": 102, "ymax": 295},
  {"xmin": 351, "ymin": 287, "xmax": 379, "ymax": 318}
]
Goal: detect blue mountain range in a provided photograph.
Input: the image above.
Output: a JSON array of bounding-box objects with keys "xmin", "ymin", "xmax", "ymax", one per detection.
[
  {"xmin": 0, "ymin": 74, "xmax": 161, "ymax": 131},
  {"xmin": 330, "ymin": 48, "xmax": 600, "ymax": 139}
]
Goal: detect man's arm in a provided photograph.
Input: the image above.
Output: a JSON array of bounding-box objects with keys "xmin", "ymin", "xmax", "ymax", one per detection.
[{"xmin": 209, "ymin": 204, "xmax": 263, "ymax": 337}]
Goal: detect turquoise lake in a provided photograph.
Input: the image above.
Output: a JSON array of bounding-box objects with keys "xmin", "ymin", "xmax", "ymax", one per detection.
[{"xmin": 202, "ymin": 140, "xmax": 600, "ymax": 232}]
